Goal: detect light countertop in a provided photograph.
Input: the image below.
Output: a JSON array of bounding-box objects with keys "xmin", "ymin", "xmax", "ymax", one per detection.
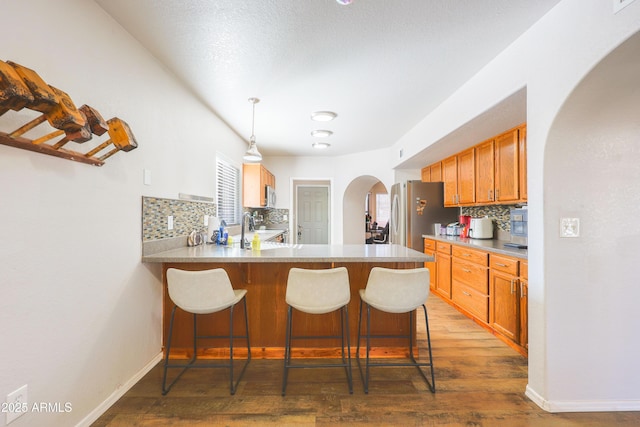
[
  {"xmin": 142, "ymin": 243, "xmax": 432, "ymax": 264},
  {"xmin": 422, "ymin": 235, "xmax": 528, "ymax": 259}
]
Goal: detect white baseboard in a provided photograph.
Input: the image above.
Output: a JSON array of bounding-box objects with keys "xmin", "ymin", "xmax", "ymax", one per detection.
[
  {"xmin": 526, "ymin": 384, "xmax": 640, "ymax": 412},
  {"xmin": 75, "ymin": 352, "xmax": 163, "ymax": 427}
]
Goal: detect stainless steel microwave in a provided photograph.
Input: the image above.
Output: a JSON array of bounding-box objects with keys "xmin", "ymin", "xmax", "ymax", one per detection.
[{"xmin": 265, "ymin": 185, "xmax": 276, "ymax": 208}]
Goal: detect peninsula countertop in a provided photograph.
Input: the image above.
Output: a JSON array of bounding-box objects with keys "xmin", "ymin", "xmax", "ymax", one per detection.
[{"xmin": 142, "ymin": 243, "xmax": 432, "ymax": 264}]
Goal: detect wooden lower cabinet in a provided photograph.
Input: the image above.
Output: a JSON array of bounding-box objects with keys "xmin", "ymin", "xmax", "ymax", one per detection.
[
  {"xmin": 431, "ymin": 241, "xmax": 528, "ymax": 355},
  {"xmin": 423, "ymin": 238, "xmax": 437, "ymax": 291},
  {"xmin": 489, "ymin": 253, "xmax": 527, "ymax": 352},
  {"xmin": 451, "ymin": 246, "xmax": 489, "ymax": 322},
  {"xmin": 435, "ymin": 242, "xmax": 452, "ymax": 298},
  {"xmin": 519, "ymin": 261, "xmax": 528, "ymax": 350}
]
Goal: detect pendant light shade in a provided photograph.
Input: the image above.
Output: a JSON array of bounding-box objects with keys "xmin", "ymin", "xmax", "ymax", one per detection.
[{"xmin": 243, "ymin": 97, "xmax": 262, "ymax": 162}]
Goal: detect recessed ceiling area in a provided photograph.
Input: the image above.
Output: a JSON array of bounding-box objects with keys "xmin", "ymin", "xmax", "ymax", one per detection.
[{"xmin": 94, "ymin": 0, "xmax": 560, "ymax": 159}]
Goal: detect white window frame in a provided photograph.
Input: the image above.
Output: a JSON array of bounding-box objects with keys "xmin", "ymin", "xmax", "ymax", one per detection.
[{"xmin": 216, "ymin": 156, "xmax": 241, "ymax": 225}]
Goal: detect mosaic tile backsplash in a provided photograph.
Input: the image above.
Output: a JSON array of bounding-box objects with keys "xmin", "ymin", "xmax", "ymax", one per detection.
[
  {"xmin": 460, "ymin": 204, "xmax": 520, "ymax": 232},
  {"xmin": 245, "ymin": 207, "xmax": 290, "ymax": 227},
  {"xmin": 142, "ymin": 197, "xmax": 217, "ymax": 241}
]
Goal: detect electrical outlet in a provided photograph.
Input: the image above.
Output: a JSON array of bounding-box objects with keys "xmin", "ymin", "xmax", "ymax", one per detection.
[
  {"xmin": 167, "ymin": 215, "xmax": 174, "ymax": 230},
  {"xmin": 6, "ymin": 384, "xmax": 28, "ymax": 424},
  {"xmin": 204, "ymin": 215, "xmax": 209, "ymax": 226}
]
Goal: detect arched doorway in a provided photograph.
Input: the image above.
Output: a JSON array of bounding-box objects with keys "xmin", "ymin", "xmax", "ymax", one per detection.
[{"xmin": 342, "ymin": 175, "xmax": 388, "ymax": 244}]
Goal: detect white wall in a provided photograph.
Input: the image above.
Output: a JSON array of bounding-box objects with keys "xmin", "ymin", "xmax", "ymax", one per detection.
[
  {"xmin": 0, "ymin": 0, "xmax": 246, "ymax": 425},
  {"xmin": 390, "ymin": 0, "xmax": 640, "ymax": 412},
  {"xmin": 544, "ymin": 31, "xmax": 640, "ymax": 409}
]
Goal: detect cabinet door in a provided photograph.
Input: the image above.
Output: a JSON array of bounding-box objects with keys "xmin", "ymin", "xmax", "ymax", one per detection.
[
  {"xmin": 423, "ymin": 239, "xmax": 437, "ymax": 291},
  {"xmin": 494, "ymin": 129, "xmax": 519, "ymax": 202},
  {"xmin": 519, "ymin": 125, "xmax": 527, "ymax": 202},
  {"xmin": 436, "ymin": 252, "xmax": 451, "ymax": 298},
  {"xmin": 442, "ymin": 156, "xmax": 458, "ymax": 206},
  {"xmin": 457, "ymin": 148, "xmax": 475, "ymax": 205},
  {"xmin": 475, "ymin": 139, "xmax": 495, "ymax": 204},
  {"xmin": 421, "ymin": 166, "xmax": 431, "ymax": 182},
  {"xmin": 489, "ymin": 269, "xmax": 519, "ymax": 342},
  {"xmin": 430, "ymin": 162, "xmax": 442, "ymax": 182},
  {"xmin": 519, "ymin": 260, "xmax": 528, "ymax": 349},
  {"xmin": 242, "ymin": 163, "xmax": 263, "ymax": 207}
]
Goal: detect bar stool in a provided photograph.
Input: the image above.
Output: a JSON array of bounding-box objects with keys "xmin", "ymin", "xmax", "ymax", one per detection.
[
  {"xmin": 282, "ymin": 267, "xmax": 353, "ymax": 396},
  {"xmin": 356, "ymin": 267, "xmax": 435, "ymax": 393},
  {"xmin": 162, "ymin": 268, "xmax": 251, "ymax": 395}
]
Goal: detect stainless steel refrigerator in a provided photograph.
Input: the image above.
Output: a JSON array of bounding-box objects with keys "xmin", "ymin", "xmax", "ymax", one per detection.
[{"xmin": 389, "ymin": 181, "xmax": 459, "ymax": 251}]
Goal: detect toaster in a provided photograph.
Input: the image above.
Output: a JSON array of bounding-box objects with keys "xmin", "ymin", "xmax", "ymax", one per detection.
[{"xmin": 468, "ymin": 216, "xmax": 493, "ymax": 239}]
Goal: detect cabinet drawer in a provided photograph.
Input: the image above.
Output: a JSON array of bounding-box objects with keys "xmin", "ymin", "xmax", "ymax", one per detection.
[
  {"xmin": 452, "ymin": 282, "xmax": 489, "ymax": 322},
  {"xmin": 520, "ymin": 260, "xmax": 528, "ymax": 281},
  {"xmin": 452, "ymin": 258, "xmax": 488, "ymax": 294},
  {"xmin": 490, "ymin": 254, "xmax": 519, "ymax": 275},
  {"xmin": 436, "ymin": 242, "xmax": 451, "ymax": 254},
  {"xmin": 424, "ymin": 239, "xmax": 436, "ymax": 251},
  {"xmin": 452, "ymin": 246, "xmax": 488, "ymax": 265}
]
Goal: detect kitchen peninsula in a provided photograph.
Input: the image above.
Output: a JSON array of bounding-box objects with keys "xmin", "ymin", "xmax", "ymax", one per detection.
[{"xmin": 143, "ymin": 243, "xmax": 431, "ymax": 358}]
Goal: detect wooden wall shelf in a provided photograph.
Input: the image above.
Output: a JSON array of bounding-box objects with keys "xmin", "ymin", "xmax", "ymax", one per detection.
[{"xmin": 0, "ymin": 59, "xmax": 137, "ymax": 166}]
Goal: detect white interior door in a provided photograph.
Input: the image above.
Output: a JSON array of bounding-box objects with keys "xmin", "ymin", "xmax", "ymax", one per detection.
[{"xmin": 297, "ymin": 186, "xmax": 329, "ymax": 244}]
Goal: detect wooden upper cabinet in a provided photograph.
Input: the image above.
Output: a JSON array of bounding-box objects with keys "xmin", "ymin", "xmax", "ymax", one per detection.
[
  {"xmin": 442, "ymin": 156, "xmax": 458, "ymax": 206},
  {"xmin": 518, "ymin": 125, "xmax": 527, "ymax": 202},
  {"xmin": 421, "ymin": 166, "xmax": 431, "ymax": 182},
  {"xmin": 457, "ymin": 148, "xmax": 475, "ymax": 205},
  {"xmin": 242, "ymin": 163, "xmax": 275, "ymax": 208},
  {"xmin": 421, "ymin": 162, "xmax": 442, "ymax": 183},
  {"xmin": 430, "ymin": 162, "xmax": 442, "ymax": 182},
  {"xmin": 494, "ymin": 129, "xmax": 519, "ymax": 202},
  {"xmin": 475, "ymin": 139, "xmax": 495, "ymax": 204},
  {"xmin": 421, "ymin": 123, "xmax": 526, "ymax": 206}
]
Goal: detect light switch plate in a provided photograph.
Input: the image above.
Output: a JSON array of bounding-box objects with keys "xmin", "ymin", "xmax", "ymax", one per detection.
[{"xmin": 560, "ymin": 217, "xmax": 580, "ymax": 238}]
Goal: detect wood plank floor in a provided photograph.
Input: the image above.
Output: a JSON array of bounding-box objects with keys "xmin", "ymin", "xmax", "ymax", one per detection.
[{"xmin": 92, "ymin": 295, "xmax": 640, "ymax": 426}]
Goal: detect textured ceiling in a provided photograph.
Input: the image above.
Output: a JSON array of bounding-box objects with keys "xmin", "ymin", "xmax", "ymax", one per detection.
[{"xmin": 94, "ymin": 0, "xmax": 560, "ymax": 162}]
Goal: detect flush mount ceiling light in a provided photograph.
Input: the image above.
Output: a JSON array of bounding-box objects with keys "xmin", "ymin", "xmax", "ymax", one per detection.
[
  {"xmin": 311, "ymin": 130, "xmax": 333, "ymax": 138},
  {"xmin": 312, "ymin": 142, "xmax": 331, "ymax": 149},
  {"xmin": 310, "ymin": 111, "xmax": 337, "ymax": 122},
  {"xmin": 243, "ymin": 97, "xmax": 262, "ymax": 162},
  {"xmin": 336, "ymin": 0, "xmax": 354, "ymax": 4}
]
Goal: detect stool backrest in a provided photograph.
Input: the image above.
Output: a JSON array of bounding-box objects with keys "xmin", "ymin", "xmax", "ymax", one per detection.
[
  {"xmin": 286, "ymin": 267, "xmax": 350, "ymax": 314},
  {"xmin": 363, "ymin": 267, "xmax": 430, "ymax": 313},
  {"xmin": 167, "ymin": 268, "xmax": 237, "ymax": 314}
]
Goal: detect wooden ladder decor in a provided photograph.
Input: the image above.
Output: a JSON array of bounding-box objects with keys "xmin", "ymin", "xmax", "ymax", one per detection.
[{"xmin": 0, "ymin": 59, "xmax": 138, "ymax": 166}]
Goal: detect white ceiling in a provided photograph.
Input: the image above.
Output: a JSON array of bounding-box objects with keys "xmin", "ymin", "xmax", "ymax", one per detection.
[{"xmin": 94, "ymin": 0, "xmax": 560, "ymax": 163}]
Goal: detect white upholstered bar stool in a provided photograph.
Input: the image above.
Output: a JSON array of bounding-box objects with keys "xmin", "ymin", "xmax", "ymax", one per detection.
[
  {"xmin": 356, "ymin": 267, "xmax": 435, "ymax": 393},
  {"xmin": 282, "ymin": 267, "xmax": 353, "ymax": 396},
  {"xmin": 162, "ymin": 268, "xmax": 251, "ymax": 395}
]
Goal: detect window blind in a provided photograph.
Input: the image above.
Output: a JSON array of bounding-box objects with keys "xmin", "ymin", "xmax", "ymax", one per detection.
[{"xmin": 216, "ymin": 157, "xmax": 240, "ymax": 225}]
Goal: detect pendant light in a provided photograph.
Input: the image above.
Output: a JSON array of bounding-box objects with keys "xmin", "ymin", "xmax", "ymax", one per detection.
[{"xmin": 243, "ymin": 97, "xmax": 262, "ymax": 162}]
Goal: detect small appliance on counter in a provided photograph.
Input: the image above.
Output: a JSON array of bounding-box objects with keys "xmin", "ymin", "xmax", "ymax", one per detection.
[
  {"xmin": 468, "ymin": 216, "xmax": 494, "ymax": 239},
  {"xmin": 446, "ymin": 222, "xmax": 461, "ymax": 236},
  {"xmin": 505, "ymin": 207, "xmax": 528, "ymax": 249},
  {"xmin": 459, "ymin": 215, "xmax": 471, "ymax": 238}
]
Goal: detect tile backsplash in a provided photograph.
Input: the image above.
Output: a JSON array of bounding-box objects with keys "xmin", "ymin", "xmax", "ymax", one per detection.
[
  {"xmin": 143, "ymin": 197, "xmax": 290, "ymax": 242},
  {"xmin": 460, "ymin": 204, "xmax": 520, "ymax": 232},
  {"xmin": 142, "ymin": 196, "xmax": 217, "ymax": 241}
]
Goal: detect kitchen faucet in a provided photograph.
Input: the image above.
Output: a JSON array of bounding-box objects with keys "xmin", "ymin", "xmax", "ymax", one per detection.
[{"xmin": 240, "ymin": 212, "xmax": 256, "ymax": 249}]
